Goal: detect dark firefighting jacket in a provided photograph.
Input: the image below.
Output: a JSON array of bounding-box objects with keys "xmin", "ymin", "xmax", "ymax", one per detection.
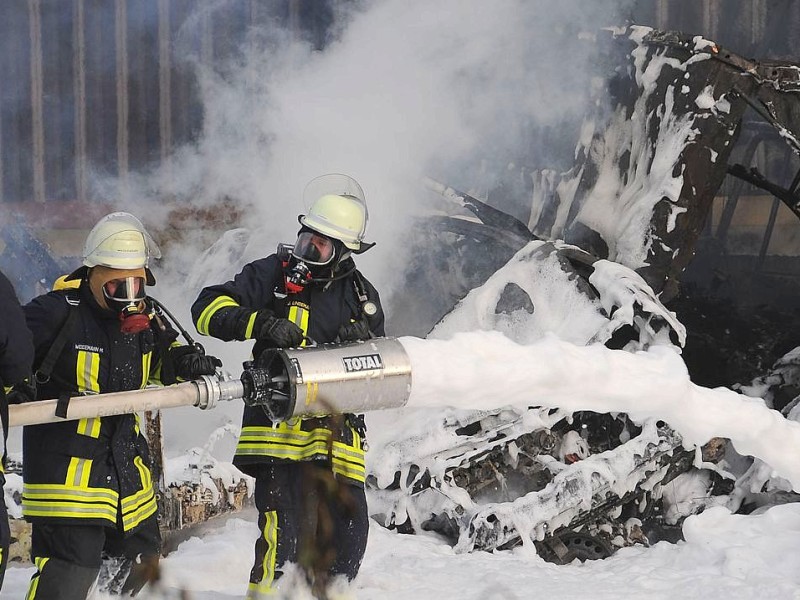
[
  {"xmin": 0, "ymin": 271, "xmax": 35, "ymax": 470},
  {"xmin": 21, "ymin": 282, "xmax": 179, "ymax": 532},
  {"xmin": 191, "ymin": 254, "xmax": 384, "ymax": 487}
]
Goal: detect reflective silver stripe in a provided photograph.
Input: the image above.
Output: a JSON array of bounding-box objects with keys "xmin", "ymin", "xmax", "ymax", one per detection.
[
  {"xmin": 331, "ymin": 444, "xmax": 365, "ymax": 462},
  {"xmin": 23, "ymin": 484, "xmax": 118, "ymax": 503},
  {"xmin": 235, "ymin": 442, "xmax": 331, "ymax": 458},
  {"xmin": 121, "ymin": 486, "xmax": 155, "ymax": 511},
  {"xmin": 22, "ymin": 502, "xmax": 117, "ymax": 519},
  {"xmin": 121, "ymin": 497, "xmax": 157, "ymax": 530}
]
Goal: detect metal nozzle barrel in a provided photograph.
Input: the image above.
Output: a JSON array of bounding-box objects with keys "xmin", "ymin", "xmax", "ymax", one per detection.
[
  {"xmin": 242, "ymin": 337, "xmax": 413, "ymax": 421},
  {"xmin": 8, "ymin": 337, "xmax": 412, "ymax": 427}
]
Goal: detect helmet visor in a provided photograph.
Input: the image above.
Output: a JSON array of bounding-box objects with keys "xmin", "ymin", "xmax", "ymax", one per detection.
[
  {"xmin": 292, "ymin": 231, "xmax": 335, "ymax": 266},
  {"xmin": 103, "ymin": 276, "xmax": 146, "ymax": 303}
]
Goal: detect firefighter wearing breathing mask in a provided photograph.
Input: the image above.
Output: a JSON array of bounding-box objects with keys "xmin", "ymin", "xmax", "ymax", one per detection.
[
  {"xmin": 20, "ymin": 212, "xmax": 221, "ymax": 599},
  {"xmin": 191, "ymin": 174, "xmax": 385, "ymax": 597}
]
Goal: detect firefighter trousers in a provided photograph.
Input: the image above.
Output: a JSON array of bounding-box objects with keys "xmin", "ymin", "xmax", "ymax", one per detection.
[
  {"xmin": 0, "ymin": 494, "xmax": 9, "ymax": 592},
  {"xmin": 246, "ymin": 462, "xmax": 369, "ymax": 598},
  {"xmin": 25, "ymin": 514, "xmax": 161, "ymax": 599}
]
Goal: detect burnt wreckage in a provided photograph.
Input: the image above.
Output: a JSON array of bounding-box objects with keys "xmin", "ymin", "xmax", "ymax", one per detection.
[{"xmin": 370, "ymin": 27, "xmax": 800, "ymax": 562}]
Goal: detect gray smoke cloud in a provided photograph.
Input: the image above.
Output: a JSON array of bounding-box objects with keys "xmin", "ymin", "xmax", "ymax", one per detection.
[
  {"xmin": 131, "ymin": 0, "xmax": 631, "ymax": 290},
  {"xmin": 93, "ymin": 0, "xmax": 636, "ymax": 455}
]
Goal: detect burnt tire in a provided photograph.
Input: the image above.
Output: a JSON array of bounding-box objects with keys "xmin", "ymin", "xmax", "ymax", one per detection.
[{"xmin": 538, "ymin": 531, "xmax": 615, "ymax": 565}]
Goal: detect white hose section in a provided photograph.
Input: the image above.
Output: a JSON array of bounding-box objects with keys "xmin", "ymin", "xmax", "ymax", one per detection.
[{"xmin": 9, "ymin": 382, "xmax": 203, "ymax": 427}]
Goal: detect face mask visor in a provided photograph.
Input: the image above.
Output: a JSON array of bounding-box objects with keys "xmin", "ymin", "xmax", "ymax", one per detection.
[
  {"xmin": 102, "ymin": 276, "xmax": 150, "ymax": 333},
  {"xmin": 103, "ymin": 276, "xmax": 146, "ymax": 305},
  {"xmin": 292, "ymin": 231, "xmax": 335, "ymax": 266}
]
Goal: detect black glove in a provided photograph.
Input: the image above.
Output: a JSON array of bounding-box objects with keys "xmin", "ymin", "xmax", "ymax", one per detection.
[
  {"xmin": 255, "ymin": 312, "xmax": 304, "ymax": 347},
  {"xmin": 337, "ymin": 318, "xmax": 372, "ymax": 342},
  {"xmin": 7, "ymin": 378, "xmax": 36, "ymax": 404},
  {"xmin": 169, "ymin": 346, "xmax": 222, "ymax": 381}
]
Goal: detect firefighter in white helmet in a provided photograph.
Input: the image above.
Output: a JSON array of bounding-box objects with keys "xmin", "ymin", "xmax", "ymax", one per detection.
[
  {"xmin": 191, "ymin": 174, "xmax": 384, "ymax": 597},
  {"xmin": 20, "ymin": 212, "xmax": 221, "ymax": 599}
]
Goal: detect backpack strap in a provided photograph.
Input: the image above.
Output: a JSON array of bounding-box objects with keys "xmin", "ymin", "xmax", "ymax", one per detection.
[
  {"xmin": 35, "ymin": 292, "xmax": 80, "ymax": 386},
  {"xmin": 350, "ymin": 269, "xmax": 379, "ymax": 326},
  {"xmin": 351, "ymin": 269, "xmax": 369, "ymax": 306}
]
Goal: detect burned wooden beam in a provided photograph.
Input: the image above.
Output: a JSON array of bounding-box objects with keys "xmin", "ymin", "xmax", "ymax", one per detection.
[{"xmin": 727, "ymin": 163, "xmax": 800, "ymax": 219}]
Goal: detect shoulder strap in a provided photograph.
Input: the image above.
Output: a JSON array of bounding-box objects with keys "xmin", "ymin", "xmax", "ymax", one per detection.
[
  {"xmin": 35, "ymin": 293, "xmax": 80, "ymax": 385},
  {"xmin": 349, "ymin": 269, "xmax": 381, "ymax": 329},
  {"xmin": 351, "ymin": 269, "xmax": 370, "ymax": 305}
]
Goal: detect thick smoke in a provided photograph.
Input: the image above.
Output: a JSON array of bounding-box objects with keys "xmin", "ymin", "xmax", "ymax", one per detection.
[
  {"xmin": 5, "ymin": 2, "xmax": 636, "ymax": 456},
  {"xmin": 117, "ymin": 0, "xmax": 637, "ymax": 454},
  {"xmin": 130, "ymin": 0, "xmax": 631, "ymax": 305}
]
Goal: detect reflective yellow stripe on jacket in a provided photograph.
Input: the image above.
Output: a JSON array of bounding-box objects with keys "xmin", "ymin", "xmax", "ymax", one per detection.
[
  {"xmin": 22, "ymin": 483, "xmax": 119, "ymax": 523},
  {"xmin": 120, "ymin": 456, "xmax": 157, "ymax": 531},
  {"xmin": 287, "ymin": 303, "xmax": 309, "ymax": 341},
  {"xmin": 235, "ymin": 422, "xmax": 366, "ymax": 484},
  {"xmin": 196, "ymin": 295, "xmax": 240, "ymax": 336},
  {"xmin": 76, "ymin": 350, "xmax": 100, "ymax": 394},
  {"xmin": 22, "ymin": 348, "xmax": 158, "ymax": 530}
]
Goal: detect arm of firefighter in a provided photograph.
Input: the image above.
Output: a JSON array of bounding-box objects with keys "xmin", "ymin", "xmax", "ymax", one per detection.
[
  {"xmin": 191, "ymin": 258, "xmax": 281, "ymax": 341},
  {"xmin": 157, "ymin": 344, "xmax": 222, "ymax": 386},
  {"xmin": 0, "ymin": 272, "xmax": 35, "ymax": 386}
]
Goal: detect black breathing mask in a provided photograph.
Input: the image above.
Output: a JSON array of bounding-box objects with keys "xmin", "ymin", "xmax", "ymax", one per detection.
[
  {"xmin": 281, "ymin": 230, "xmax": 339, "ymax": 294},
  {"xmin": 284, "ymin": 259, "xmax": 312, "ymax": 294},
  {"xmin": 102, "ymin": 276, "xmax": 150, "ymax": 334}
]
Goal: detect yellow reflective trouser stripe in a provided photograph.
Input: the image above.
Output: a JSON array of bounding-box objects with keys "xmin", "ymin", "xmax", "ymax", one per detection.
[
  {"xmin": 25, "ymin": 556, "xmax": 50, "ymax": 600},
  {"xmin": 65, "ymin": 457, "xmax": 93, "ymax": 488},
  {"xmin": 76, "ymin": 350, "xmax": 100, "ymax": 394},
  {"xmin": 22, "ymin": 484, "xmax": 118, "ymax": 522},
  {"xmin": 244, "ymin": 311, "xmax": 259, "ymax": 339},
  {"xmin": 246, "ymin": 582, "xmax": 278, "ymax": 598},
  {"xmin": 244, "ymin": 583, "xmax": 278, "ymax": 600},
  {"xmin": 247, "ymin": 510, "xmax": 278, "ymax": 597},
  {"xmin": 121, "ymin": 456, "xmax": 157, "ymax": 531},
  {"xmin": 286, "ymin": 304, "xmax": 309, "ymax": 345},
  {"xmin": 196, "ymin": 296, "xmax": 239, "ymax": 335},
  {"xmin": 141, "ymin": 350, "xmax": 152, "ymax": 388},
  {"xmin": 76, "ymin": 417, "xmax": 101, "ymax": 438}
]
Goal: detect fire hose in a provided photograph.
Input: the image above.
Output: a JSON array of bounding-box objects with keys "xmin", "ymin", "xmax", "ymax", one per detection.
[{"xmin": 8, "ymin": 337, "xmax": 412, "ymax": 427}]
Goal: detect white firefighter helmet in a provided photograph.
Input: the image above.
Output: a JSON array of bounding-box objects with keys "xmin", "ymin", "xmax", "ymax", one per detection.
[
  {"xmin": 66, "ymin": 212, "xmax": 161, "ymax": 284},
  {"xmin": 300, "ymin": 174, "xmax": 374, "ymax": 252}
]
